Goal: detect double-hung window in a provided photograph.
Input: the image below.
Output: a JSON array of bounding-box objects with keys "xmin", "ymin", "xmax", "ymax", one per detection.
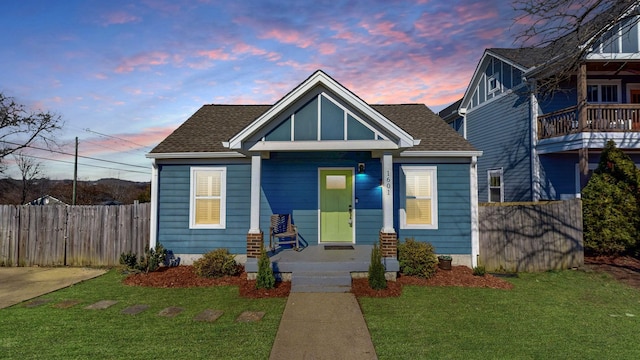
[
  {"xmin": 190, "ymin": 167, "xmax": 226, "ymax": 229},
  {"xmin": 488, "ymin": 169, "xmax": 503, "ymax": 203},
  {"xmin": 400, "ymin": 166, "xmax": 438, "ymax": 229},
  {"xmin": 587, "ymin": 81, "xmax": 621, "ymax": 103}
]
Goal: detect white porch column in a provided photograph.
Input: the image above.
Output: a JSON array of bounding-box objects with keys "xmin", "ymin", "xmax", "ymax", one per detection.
[
  {"xmin": 470, "ymin": 156, "xmax": 479, "ymax": 267},
  {"xmin": 381, "ymin": 153, "xmax": 394, "ymax": 233},
  {"xmin": 249, "ymin": 155, "xmax": 261, "ymax": 234},
  {"xmin": 149, "ymin": 160, "xmax": 159, "ymax": 249}
]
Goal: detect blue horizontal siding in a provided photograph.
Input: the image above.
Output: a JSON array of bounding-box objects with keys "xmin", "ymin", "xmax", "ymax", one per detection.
[
  {"xmin": 394, "ymin": 162, "xmax": 472, "ymax": 255},
  {"xmin": 467, "ymin": 91, "xmax": 532, "ymax": 202},
  {"xmin": 157, "ymin": 163, "xmax": 251, "ymax": 254},
  {"xmin": 156, "ymin": 152, "xmax": 474, "ymax": 256}
]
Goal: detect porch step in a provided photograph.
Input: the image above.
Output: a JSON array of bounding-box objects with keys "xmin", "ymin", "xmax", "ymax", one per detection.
[{"xmin": 291, "ymin": 271, "xmax": 352, "ymax": 293}]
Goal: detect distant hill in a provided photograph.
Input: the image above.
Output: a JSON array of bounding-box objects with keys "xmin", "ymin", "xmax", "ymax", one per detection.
[{"xmin": 0, "ymin": 178, "xmax": 150, "ymax": 205}]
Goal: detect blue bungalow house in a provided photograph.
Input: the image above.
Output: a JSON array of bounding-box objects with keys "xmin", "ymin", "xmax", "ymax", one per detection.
[
  {"xmin": 440, "ymin": 2, "xmax": 640, "ymax": 203},
  {"xmin": 147, "ymin": 70, "xmax": 482, "ymax": 276}
]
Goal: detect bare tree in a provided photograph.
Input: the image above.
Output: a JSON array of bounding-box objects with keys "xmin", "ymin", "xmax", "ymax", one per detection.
[
  {"xmin": 512, "ymin": 0, "xmax": 639, "ymax": 97},
  {"xmin": 14, "ymin": 153, "xmax": 43, "ymax": 204},
  {"xmin": 1, "ymin": 92, "xmax": 62, "ymax": 166}
]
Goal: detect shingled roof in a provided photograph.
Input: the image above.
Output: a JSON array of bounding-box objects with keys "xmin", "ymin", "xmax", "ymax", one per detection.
[{"xmin": 149, "ymin": 103, "xmax": 477, "ymax": 155}]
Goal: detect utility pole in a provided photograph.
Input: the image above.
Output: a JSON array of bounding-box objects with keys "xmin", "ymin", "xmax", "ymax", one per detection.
[{"xmin": 73, "ymin": 136, "xmax": 78, "ymax": 205}]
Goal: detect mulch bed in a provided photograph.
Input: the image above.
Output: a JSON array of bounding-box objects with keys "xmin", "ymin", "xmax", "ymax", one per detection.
[
  {"xmin": 123, "ymin": 265, "xmax": 514, "ymax": 298},
  {"xmin": 122, "ymin": 266, "xmax": 290, "ymax": 298}
]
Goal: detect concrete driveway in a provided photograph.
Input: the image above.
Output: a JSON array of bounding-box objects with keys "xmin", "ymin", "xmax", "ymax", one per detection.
[{"xmin": 0, "ymin": 267, "xmax": 106, "ymax": 309}]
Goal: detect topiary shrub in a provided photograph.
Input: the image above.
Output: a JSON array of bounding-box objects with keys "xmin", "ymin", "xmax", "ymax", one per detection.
[
  {"xmin": 368, "ymin": 242, "xmax": 387, "ymax": 290},
  {"xmin": 582, "ymin": 140, "xmax": 640, "ymax": 255},
  {"xmin": 193, "ymin": 248, "xmax": 240, "ymax": 278},
  {"xmin": 256, "ymin": 247, "xmax": 275, "ymax": 289},
  {"xmin": 397, "ymin": 237, "xmax": 438, "ymax": 278}
]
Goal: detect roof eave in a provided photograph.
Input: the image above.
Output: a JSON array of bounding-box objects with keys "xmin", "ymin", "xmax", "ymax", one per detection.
[{"xmin": 146, "ymin": 151, "xmax": 245, "ymax": 159}]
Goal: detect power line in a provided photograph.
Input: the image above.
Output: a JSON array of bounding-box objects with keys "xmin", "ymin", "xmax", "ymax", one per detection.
[
  {"xmin": 5, "ymin": 141, "xmax": 149, "ymax": 169},
  {"xmin": 82, "ymin": 128, "xmax": 153, "ymax": 150},
  {"xmin": 15, "ymin": 153, "xmax": 150, "ymax": 175}
]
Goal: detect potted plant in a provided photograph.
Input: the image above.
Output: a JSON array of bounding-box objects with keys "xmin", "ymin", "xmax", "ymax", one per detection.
[{"xmin": 437, "ymin": 255, "xmax": 452, "ymax": 270}]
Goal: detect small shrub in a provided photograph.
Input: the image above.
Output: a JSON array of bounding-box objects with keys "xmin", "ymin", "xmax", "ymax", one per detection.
[
  {"xmin": 193, "ymin": 248, "xmax": 240, "ymax": 278},
  {"xmin": 473, "ymin": 266, "xmax": 486, "ymax": 276},
  {"xmin": 368, "ymin": 243, "xmax": 387, "ymax": 290},
  {"xmin": 398, "ymin": 238, "xmax": 438, "ymax": 279},
  {"xmin": 256, "ymin": 248, "xmax": 275, "ymax": 289},
  {"xmin": 138, "ymin": 243, "xmax": 167, "ymax": 273},
  {"xmin": 119, "ymin": 251, "xmax": 138, "ymax": 269}
]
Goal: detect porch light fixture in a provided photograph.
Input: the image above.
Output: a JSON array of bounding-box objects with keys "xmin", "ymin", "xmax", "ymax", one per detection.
[{"xmin": 358, "ymin": 163, "xmax": 365, "ymax": 174}]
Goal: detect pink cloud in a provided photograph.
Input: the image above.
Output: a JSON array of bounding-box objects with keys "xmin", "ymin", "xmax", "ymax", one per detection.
[
  {"xmin": 360, "ymin": 20, "xmax": 414, "ymax": 46},
  {"xmin": 233, "ymin": 43, "xmax": 282, "ymax": 61},
  {"xmin": 101, "ymin": 11, "xmax": 141, "ymax": 26},
  {"xmin": 115, "ymin": 51, "xmax": 171, "ymax": 73},
  {"xmin": 259, "ymin": 28, "xmax": 314, "ymax": 48},
  {"xmin": 317, "ymin": 43, "xmax": 337, "ymax": 55},
  {"xmin": 197, "ymin": 49, "xmax": 233, "ymax": 61}
]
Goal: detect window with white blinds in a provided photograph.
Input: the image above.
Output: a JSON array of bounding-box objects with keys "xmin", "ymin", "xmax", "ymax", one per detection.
[
  {"xmin": 401, "ymin": 166, "xmax": 438, "ymax": 229},
  {"xmin": 190, "ymin": 167, "xmax": 226, "ymax": 229}
]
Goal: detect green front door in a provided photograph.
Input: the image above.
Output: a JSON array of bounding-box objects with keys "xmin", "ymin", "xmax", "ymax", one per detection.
[{"xmin": 320, "ymin": 169, "xmax": 354, "ymax": 243}]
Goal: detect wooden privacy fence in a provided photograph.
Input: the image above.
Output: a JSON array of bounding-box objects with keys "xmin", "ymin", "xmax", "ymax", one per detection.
[
  {"xmin": 479, "ymin": 199, "xmax": 584, "ymax": 272},
  {"xmin": 0, "ymin": 203, "xmax": 150, "ymax": 267}
]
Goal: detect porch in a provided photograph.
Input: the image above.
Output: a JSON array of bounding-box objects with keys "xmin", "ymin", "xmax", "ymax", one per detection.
[
  {"xmin": 246, "ymin": 245, "xmax": 399, "ymax": 292},
  {"xmin": 537, "ymin": 104, "xmax": 640, "ymax": 139}
]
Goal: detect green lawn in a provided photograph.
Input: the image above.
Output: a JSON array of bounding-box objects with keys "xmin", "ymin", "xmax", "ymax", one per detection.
[
  {"xmin": 360, "ymin": 270, "xmax": 640, "ymax": 360},
  {"xmin": 0, "ymin": 270, "xmax": 287, "ymax": 359}
]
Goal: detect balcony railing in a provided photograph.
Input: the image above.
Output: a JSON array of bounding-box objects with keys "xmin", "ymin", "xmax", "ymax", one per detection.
[{"xmin": 537, "ymin": 104, "xmax": 640, "ymax": 140}]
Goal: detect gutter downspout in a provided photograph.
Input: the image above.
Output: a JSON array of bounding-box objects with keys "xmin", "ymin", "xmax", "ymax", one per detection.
[
  {"xmin": 470, "ymin": 156, "xmax": 479, "ymax": 268},
  {"xmin": 459, "ymin": 108, "xmax": 468, "ymax": 139},
  {"xmin": 150, "ymin": 160, "xmax": 159, "ymax": 249}
]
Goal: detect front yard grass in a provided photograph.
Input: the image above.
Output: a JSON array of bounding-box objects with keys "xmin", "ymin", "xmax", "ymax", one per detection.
[
  {"xmin": 360, "ymin": 270, "xmax": 640, "ymax": 359},
  {"xmin": 0, "ymin": 270, "xmax": 286, "ymax": 359}
]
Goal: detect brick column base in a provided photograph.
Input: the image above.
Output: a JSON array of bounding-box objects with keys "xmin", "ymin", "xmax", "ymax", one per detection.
[
  {"xmin": 246, "ymin": 231, "xmax": 264, "ymax": 258},
  {"xmin": 379, "ymin": 231, "xmax": 397, "ymax": 258}
]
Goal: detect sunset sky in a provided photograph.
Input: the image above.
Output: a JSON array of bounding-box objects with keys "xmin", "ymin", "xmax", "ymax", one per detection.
[{"xmin": 1, "ymin": 0, "xmax": 522, "ymax": 182}]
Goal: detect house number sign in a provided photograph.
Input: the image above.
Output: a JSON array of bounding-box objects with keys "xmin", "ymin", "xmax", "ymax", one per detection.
[{"xmin": 385, "ymin": 170, "xmax": 392, "ymax": 195}]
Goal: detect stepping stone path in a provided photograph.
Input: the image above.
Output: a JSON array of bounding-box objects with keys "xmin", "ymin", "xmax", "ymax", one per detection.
[
  {"xmin": 194, "ymin": 309, "xmax": 224, "ymax": 322},
  {"xmin": 23, "ymin": 298, "xmax": 264, "ymax": 324},
  {"xmin": 85, "ymin": 300, "xmax": 118, "ymax": 310},
  {"xmin": 24, "ymin": 299, "xmax": 52, "ymax": 308},
  {"xmin": 122, "ymin": 304, "xmax": 149, "ymax": 315},
  {"xmin": 158, "ymin": 306, "xmax": 184, "ymax": 317},
  {"xmin": 53, "ymin": 300, "xmax": 81, "ymax": 309},
  {"xmin": 236, "ymin": 311, "xmax": 265, "ymax": 323}
]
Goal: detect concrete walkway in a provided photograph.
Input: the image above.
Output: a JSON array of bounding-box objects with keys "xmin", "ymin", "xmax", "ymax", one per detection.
[
  {"xmin": 270, "ymin": 292, "xmax": 377, "ymax": 360},
  {"xmin": 0, "ymin": 267, "xmax": 106, "ymax": 309}
]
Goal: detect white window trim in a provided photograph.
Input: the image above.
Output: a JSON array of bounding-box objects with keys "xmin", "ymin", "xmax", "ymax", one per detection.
[
  {"xmin": 487, "ymin": 168, "xmax": 504, "ymax": 203},
  {"xmin": 627, "ymin": 83, "xmax": 640, "ymax": 103},
  {"xmin": 587, "ymin": 79, "xmax": 622, "ymax": 103},
  {"xmin": 400, "ymin": 165, "xmax": 438, "ymax": 230},
  {"xmin": 189, "ymin": 167, "xmax": 227, "ymax": 229},
  {"xmin": 488, "ymin": 73, "xmax": 500, "ymax": 94}
]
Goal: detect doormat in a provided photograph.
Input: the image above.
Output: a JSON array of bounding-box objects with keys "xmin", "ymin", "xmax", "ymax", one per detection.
[{"xmin": 324, "ymin": 245, "xmax": 354, "ymax": 250}]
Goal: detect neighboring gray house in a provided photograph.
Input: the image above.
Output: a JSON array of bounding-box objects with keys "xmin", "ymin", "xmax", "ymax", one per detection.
[
  {"xmin": 440, "ymin": 2, "xmax": 640, "ymax": 203},
  {"xmin": 26, "ymin": 195, "xmax": 67, "ymax": 206},
  {"xmin": 147, "ymin": 70, "xmax": 482, "ymax": 272}
]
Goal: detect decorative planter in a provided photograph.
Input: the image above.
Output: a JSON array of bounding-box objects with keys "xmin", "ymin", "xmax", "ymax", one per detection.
[{"xmin": 438, "ymin": 257, "xmax": 452, "ymax": 270}]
